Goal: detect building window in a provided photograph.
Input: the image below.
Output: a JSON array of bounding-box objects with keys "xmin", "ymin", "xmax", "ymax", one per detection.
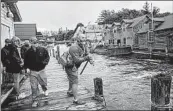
[
  {"xmin": 113, "ymin": 39, "xmax": 115, "ymax": 44},
  {"xmin": 124, "ymin": 38, "xmax": 126, "ymax": 45},
  {"xmin": 109, "ymin": 40, "xmax": 111, "ymax": 44},
  {"xmin": 114, "ymin": 30, "xmax": 116, "ymax": 33},
  {"xmin": 117, "ymin": 39, "xmax": 121, "ymax": 46}
]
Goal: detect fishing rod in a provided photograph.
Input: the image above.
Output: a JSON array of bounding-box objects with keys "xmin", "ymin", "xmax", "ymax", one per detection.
[{"xmin": 80, "ymin": 40, "xmax": 102, "ymax": 75}]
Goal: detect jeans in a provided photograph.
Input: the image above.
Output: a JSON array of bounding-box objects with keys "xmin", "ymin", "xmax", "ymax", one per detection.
[
  {"xmin": 29, "ymin": 69, "xmax": 47, "ymax": 101},
  {"xmin": 2, "ymin": 72, "xmax": 20, "ymax": 96}
]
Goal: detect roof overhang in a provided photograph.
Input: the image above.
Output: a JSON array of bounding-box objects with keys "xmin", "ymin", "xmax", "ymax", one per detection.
[
  {"xmin": 2, "ymin": 0, "xmax": 18, "ymax": 3},
  {"xmin": 2, "ymin": 0, "xmax": 22, "ymax": 22}
]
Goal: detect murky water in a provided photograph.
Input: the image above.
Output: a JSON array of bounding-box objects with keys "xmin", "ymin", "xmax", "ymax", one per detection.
[
  {"xmin": 43, "ymin": 53, "xmax": 173, "ymax": 110},
  {"xmin": 78, "ymin": 54, "xmax": 154, "ymax": 110},
  {"xmin": 13, "ymin": 52, "xmax": 173, "ymax": 110}
]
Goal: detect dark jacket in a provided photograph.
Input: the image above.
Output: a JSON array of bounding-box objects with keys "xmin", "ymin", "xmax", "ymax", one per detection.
[
  {"xmin": 24, "ymin": 46, "xmax": 50, "ymax": 71},
  {"xmin": 2, "ymin": 44, "xmax": 23, "ymax": 73},
  {"xmin": 20, "ymin": 44, "xmax": 30, "ymax": 59},
  {"xmin": 1, "ymin": 45, "xmax": 10, "ymax": 67}
]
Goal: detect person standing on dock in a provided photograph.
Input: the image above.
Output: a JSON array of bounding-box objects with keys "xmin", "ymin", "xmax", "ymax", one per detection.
[
  {"xmin": 1, "ymin": 37, "xmax": 23, "ymax": 100},
  {"xmin": 20, "ymin": 40, "xmax": 31, "ymax": 73},
  {"xmin": 20, "ymin": 40, "xmax": 31, "ymax": 60},
  {"xmin": 24, "ymin": 37, "xmax": 50, "ymax": 107},
  {"xmin": 1, "ymin": 39, "xmax": 12, "ymax": 84},
  {"xmin": 65, "ymin": 23, "xmax": 93, "ymax": 105}
]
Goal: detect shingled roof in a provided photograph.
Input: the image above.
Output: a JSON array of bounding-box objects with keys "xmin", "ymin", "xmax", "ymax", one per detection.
[
  {"xmin": 129, "ymin": 15, "xmax": 149, "ymax": 28},
  {"xmin": 137, "ymin": 14, "xmax": 172, "ymax": 33},
  {"xmin": 155, "ymin": 14, "xmax": 173, "ymax": 31},
  {"xmin": 153, "ymin": 18, "xmax": 165, "ymax": 22},
  {"xmin": 122, "ymin": 19, "xmax": 133, "ymax": 23}
]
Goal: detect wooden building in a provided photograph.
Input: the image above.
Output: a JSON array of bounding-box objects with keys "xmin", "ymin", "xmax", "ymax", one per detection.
[
  {"xmin": 1, "ymin": 0, "xmax": 23, "ymax": 105},
  {"xmin": 137, "ymin": 17, "xmax": 164, "ymax": 49},
  {"xmin": 121, "ymin": 15, "xmax": 150, "ymax": 48},
  {"xmin": 103, "ymin": 24, "xmax": 114, "ymax": 45},
  {"xmin": 14, "ymin": 23, "xmax": 37, "ymax": 41},
  {"xmin": 108, "ymin": 15, "xmax": 150, "ymax": 48},
  {"xmin": 137, "ymin": 14, "xmax": 173, "ymax": 52},
  {"xmin": 112, "ymin": 22, "xmax": 123, "ymax": 46},
  {"xmin": 1, "ymin": 1, "xmax": 22, "ymax": 47},
  {"xmin": 154, "ymin": 14, "xmax": 173, "ymax": 52}
]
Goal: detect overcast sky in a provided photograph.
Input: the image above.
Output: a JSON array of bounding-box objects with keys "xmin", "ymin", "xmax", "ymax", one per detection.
[{"xmin": 17, "ymin": 1, "xmax": 173, "ymax": 31}]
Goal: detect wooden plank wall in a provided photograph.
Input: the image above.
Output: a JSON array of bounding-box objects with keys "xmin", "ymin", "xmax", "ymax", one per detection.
[
  {"xmin": 14, "ymin": 24, "xmax": 37, "ymax": 40},
  {"xmin": 1, "ymin": 2, "xmax": 15, "ymax": 47}
]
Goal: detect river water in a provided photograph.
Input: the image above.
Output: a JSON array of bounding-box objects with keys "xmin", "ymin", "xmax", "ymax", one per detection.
[
  {"xmin": 5, "ymin": 51, "xmax": 172, "ymax": 110},
  {"xmin": 43, "ymin": 53, "xmax": 173, "ymax": 110}
]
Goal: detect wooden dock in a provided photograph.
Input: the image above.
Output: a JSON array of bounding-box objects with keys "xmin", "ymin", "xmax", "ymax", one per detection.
[
  {"xmin": 93, "ymin": 46, "xmax": 132, "ymax": 56},
  {"xmin": 2, "ymin": 84, "xmax": 107, "ymax": 111},
  {"xmin": 1, "ymin": 74, "xmax": 27, "ymax": 105}
]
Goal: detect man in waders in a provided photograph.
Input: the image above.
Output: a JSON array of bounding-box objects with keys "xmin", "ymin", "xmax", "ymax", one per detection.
[
  {"xmin": 65, "ymin": 23, "xmax": 93, "ymax": 105},
  {"xmin": 24, "ymin": 37, "xmax": 50, "ymax": 107}
]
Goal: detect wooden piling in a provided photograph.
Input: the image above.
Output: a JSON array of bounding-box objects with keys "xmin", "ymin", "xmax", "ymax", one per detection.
[
  {"xmin": 151, "ymin": 104, "xmax": 172, "ymax": 111},
  {"xmin": 52, "ymin": 48, "xmax": 55, "ymax": 57},
  {"xmin": 151, "ymin": 73, "xmax": 172, "ymax": 107},
  {"xmin": 56, "ymin": 45, "xmax": 60, "ymax": 61},
  {"xmin": 94, "ymin": 78, "xmax": 103, "ymax": 97}
]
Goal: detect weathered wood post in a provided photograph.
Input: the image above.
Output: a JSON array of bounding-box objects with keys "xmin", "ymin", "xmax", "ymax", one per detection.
[
  {"xmin": 56, "ymin": 45, "xmax": 60, "ymax": 61},
  {"xmin": 93, "ymin": 78, "xmax": 104, "ymax": 102},
  {"xmin": 94, "ymin": 78, "xmax": 103, "ymax": 96},
  {"xmin": 52, "ymin": 48, "xmax": 55, "ymax": 57},
  {"xmin": 151, "ymin": 73, "xmax": 172, "ymax": 110}
]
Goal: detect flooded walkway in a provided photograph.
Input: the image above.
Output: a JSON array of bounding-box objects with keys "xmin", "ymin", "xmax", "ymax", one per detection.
[
  {"xmin": 2, "ymin": 54, "xmax": 173, "ymax": 110},
  {"xmin": 2, "ymin": 56, "xmax": 106, "ymax": 110}
]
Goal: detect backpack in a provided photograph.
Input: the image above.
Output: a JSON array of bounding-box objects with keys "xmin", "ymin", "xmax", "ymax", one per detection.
[{"xmin": 58, "ymin": 50, "xmax": 73, "ymax": 67}]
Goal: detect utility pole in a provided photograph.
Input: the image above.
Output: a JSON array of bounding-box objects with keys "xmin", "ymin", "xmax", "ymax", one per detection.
[{"xmin": 149, "ymin": 2, "xmax": 154, "ymax": 59}]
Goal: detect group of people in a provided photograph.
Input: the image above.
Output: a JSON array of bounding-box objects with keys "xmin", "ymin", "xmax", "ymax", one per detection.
[
  {"xmin": 1, "ymin": 23, "xmax": 94, "ymax": 107},
  {"xmin": 1, "ymin": 36, "xmax": 50, "ymax": 107}
]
